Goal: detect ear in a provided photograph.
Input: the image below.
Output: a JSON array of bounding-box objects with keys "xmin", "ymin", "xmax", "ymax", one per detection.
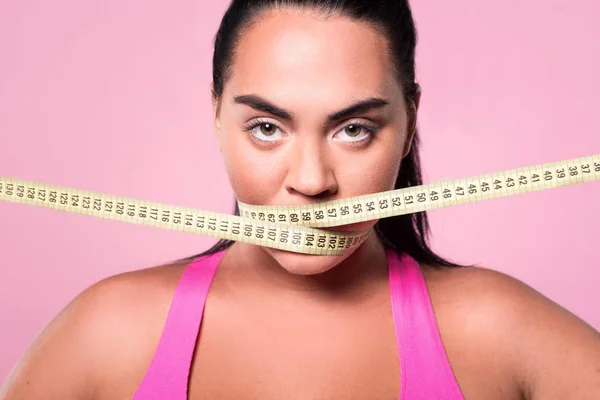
[
  {"xmin": 402, "ymin": 83, "xmax": 421, "ymax": 158},
  {"xmin": 210, "ymin": 82, "xmax": 223, "ymax": 152}
]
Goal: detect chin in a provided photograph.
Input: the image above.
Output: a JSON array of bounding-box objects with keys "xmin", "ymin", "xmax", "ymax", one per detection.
[{"xmin": 265, "ymin": 248, "xmax": 355, "ymax": 276}]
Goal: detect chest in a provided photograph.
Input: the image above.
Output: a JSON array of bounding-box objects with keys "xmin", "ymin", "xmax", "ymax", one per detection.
[{"xmin": 187, "ymin": 298, "xmax": 401, "ymax": 400}]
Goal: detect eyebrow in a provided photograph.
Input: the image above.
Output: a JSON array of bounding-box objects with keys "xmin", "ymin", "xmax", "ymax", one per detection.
[{"xmin": 233, "ymin": 94, "xmax": 389, "ymax": 123}]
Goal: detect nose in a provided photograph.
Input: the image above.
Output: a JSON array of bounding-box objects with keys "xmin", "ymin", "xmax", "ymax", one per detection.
[{"xmin": 284, "ymin": 139, "xmax": 338, "ymax": 198}]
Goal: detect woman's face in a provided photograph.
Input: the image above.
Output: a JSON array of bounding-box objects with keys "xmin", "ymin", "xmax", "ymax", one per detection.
[{"xmin": 212, "ymin": 8, "xmax": 417, "ymax": 275}]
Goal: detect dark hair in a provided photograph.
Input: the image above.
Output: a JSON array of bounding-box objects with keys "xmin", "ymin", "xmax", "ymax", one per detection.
[{"xmin": 181, "ymin": 0, "xmax": 466, "ymax": 268}]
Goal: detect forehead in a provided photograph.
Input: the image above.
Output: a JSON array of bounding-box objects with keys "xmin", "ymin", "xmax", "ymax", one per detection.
[{"xmin": 227, "ymin": 9, "xmax": 399, "ymax": 102}]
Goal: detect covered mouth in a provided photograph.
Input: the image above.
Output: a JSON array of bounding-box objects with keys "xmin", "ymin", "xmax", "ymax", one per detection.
[{"xmin": 324, "ymin": 221, "xmax": 373, "ymax": 232}]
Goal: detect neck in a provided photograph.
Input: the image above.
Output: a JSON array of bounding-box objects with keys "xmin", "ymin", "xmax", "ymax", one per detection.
[{"xmin": 221, "ymin": 233, "xmax": 390, "ymax": 302}]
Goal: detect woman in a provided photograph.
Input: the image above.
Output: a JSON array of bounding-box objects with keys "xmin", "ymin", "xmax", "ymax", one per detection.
[{"xmin": 2, "ymin": 0, "xmax": 599, "ymax": 399}]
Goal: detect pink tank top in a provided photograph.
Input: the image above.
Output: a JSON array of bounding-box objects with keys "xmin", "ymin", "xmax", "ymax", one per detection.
[{"xmin": 132, "ymin": 249, "xmax": 464, "ymax": 399}]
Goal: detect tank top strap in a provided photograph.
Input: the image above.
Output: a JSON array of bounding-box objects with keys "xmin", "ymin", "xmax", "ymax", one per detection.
[
  {"xmin": 387, "ymin": 249, "xmax": 465, "ymax": 400},
  {"xmin": 132, "ymin": 250, "xmax": 225, "ymax": 400}
]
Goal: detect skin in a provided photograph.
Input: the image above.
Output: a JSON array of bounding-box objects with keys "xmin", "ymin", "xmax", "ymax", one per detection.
[{"xmin": 2, "ymin": 8, "xmax": 600, "ymax": 400}]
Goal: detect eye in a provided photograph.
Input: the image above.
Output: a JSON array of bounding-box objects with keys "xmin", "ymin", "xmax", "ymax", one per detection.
[
  {"xmin": 243, "ymin": 119, "xmax": 284, "ymax": 144},
  {"xmin": 333, "ymin": 123, "xmax": 375, "ymax": 143}
]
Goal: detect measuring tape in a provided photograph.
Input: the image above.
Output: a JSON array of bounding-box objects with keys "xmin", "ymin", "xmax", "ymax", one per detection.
[{"xmin": 1, "ymin": 154, "xmax": 599, "ymax": 255}]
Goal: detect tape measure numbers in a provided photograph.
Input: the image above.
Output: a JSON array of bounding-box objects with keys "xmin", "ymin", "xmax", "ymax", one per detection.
[{"xmin": 1, "ymin": 154, "xmax": 599, "ymax": 255}]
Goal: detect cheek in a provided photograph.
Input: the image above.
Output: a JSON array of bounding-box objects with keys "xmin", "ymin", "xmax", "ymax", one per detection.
[
  {"xmin": 362, "ymin": 154, "xmax": 401, "ymax": 191},
  {"xmin": 369, "ymin": 132, "xmax": 405, "ymax": 190},
  {"xmin": 220, "ymin": 128, "xmax": 286, "ymax": 204},
  {"xmin": 334, "ymin": 137, "xmax": 403, "ymax": 195}
]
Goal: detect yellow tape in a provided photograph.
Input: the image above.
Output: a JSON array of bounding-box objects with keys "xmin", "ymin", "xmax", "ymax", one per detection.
[{"xmin": 1, "ymin": 154, "xmax": 599, "ymax": 255}]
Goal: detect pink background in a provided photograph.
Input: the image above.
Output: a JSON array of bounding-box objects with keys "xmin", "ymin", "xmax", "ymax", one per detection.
[{"xmin": 1, "ymin": 0, "xmax": 599, "ymax": 384}]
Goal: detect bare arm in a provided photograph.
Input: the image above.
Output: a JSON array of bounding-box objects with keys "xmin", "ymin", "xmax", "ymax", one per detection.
[
  {"xmin": 0, "ymin": 265, "xmax": 179, "ymax": 400},
  {"xmin": 425, "ymin": 264, "xmax": 600, "ymax": 400},
  {"xmin": 512, "ymin": 280, "xmax": 600, "ymax": 399},
  {"xmin": 473, "ymin": 268, "xmax": 599, "ymax": 399},
  {"xmin": 0, "ymin": 284, "xmax": 108, "ymax": 399}
]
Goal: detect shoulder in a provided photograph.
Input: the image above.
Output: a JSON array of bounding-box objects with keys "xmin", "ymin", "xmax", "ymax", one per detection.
[
  {"xmin": 420, "ymin": 263, "xmax": 599, "ymax": 340},
  {"xmin": 0, "ymin": 257, "xmax": 194, "ymax": 399},
  {"xmin": 421, "ymin": 263, "xmax": 548, "ymax": 320},
  {"xmin": 83, "ymin": 257, "xmax": 189, "ymax": 324},
  {"xmin": 421, "ymin": 263, "xmax": 600, "ymax": 399},
  {"xmin": 73, "ymin": 258, "xmax": 190, "ymax": 355},
  {"xmin": 71, "ymin": 257, "xmax": 189, "ymax": 341}
]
